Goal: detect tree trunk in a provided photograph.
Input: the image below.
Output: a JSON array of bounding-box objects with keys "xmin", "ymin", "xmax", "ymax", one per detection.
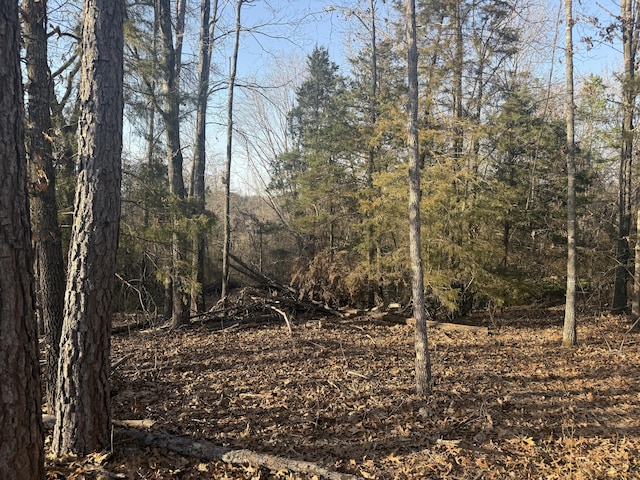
[
  {"xmin": 52, "ymin": 0, "xmax": 124, "ymax": 455},
  {"xmin": 221, "ymin": 0, "xmax": 244, "ymax": 300},
  {"xmin": 406, "ymin": 0, "xmax": 431, "ymax": 396},
  {"xmin": 174, "ymin": 0, "xmax": 187, "ymax": 76},
  {"xmin": 157, "ymin": 0, "xmax": 189, "ymax": 327},
  {"xmin": 23, "ymin": 0, "xmax": 66, "ymax": 410},
  {"xmin": 613, "ymin": 0, "xmax": 636, "ymax": 314},
  {"xmin": 452, "ymin": 0, "xmax": 464, "ymax": 164},
  {"xmin": 562, "ymin": 0, "xmax": 577, "ymax": 347},
  {"xmin": 632, "ymin": 209, "xmax": 640, "ymax": 318},
  {"xmin": 366, "ymin": 0, "xmax": 379, "ymax": 307},
  {"xmin": 0, "ymin": 2, "xmax": 45, "ymax": 477},
  {"xmin": 141, "ymin": 99, "xmax": 156, "ymax": 306},
  {"xmin": 632, "ymin": 0, "xmax": 640, "ymax": 319},
  {"xmin": 189, "ymin": 0, "xmax": 218, "ymax": 314}
]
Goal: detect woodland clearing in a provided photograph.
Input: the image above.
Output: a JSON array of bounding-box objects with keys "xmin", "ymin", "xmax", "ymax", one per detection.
[{"xmin": 45, "ymin": 305, "xmax": 640, "ymax": 479}]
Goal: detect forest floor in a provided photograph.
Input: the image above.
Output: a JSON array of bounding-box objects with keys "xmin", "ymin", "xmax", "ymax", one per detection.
[{"xmin": 45, "ymin": 305, "xmax": 640, "ymax": 479}]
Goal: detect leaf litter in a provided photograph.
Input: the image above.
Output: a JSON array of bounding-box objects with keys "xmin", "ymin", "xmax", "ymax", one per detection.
[{"xmin": 46, "ymin": 307, "xmax": 640, "ymax": 479}]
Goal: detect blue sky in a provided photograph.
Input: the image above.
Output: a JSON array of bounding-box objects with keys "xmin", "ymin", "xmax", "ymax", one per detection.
[
  {"xmin": 231, "ymin": 0, "xmax": 364, "ymax": 78},
  {"xmin": 229, "ymin": 0, "xmax": 624, "ymax": 83}
]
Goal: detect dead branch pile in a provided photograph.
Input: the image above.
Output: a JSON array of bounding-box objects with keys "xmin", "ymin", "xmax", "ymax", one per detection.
[{"xmin": 195, "ymin": 286, "xmax": 340, "ymax": 332}]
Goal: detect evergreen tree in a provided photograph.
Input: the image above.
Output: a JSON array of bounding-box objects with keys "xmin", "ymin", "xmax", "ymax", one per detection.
[
  {"xmin": 24, "ymin": 0, "xmax": 66, "ymax": 411},
  {"xmin": 0, "ymin": 0, "xmax": 45, "ymax": 475},
  {"xmin": 53, "ymin": 0, "xmax": 124, "ymax": 455},
  {"xmin": 270, "ymin": 47, "xmax": 359, "ymax": 287}
]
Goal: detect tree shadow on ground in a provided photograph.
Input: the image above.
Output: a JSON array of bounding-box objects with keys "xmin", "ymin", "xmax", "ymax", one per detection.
[{"xmin": 109, "ymin": 310, "xmax": 640, "ymax": 479}]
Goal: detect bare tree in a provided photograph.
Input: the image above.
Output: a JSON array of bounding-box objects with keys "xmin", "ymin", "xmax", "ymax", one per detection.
[
  {"xmin": 221, "ymin": 0, "xmax": 246, "ymax": 300},
  {"xmin": 189, "ymin": 0, "xmax": 219, "ymax": 313},
  {"xmin": 0, "ymin": 0, "xmax": 45, "ymax": 476},
  {"xmin": 157, "ymin": 0, "xmax": 189, "ymax": 327},
  {"xmin": 236, "ymin": 55, "xmax": 300, "ymax": 191},
  {"xmin": 562, "ymin": 0, "xmax": 577, "ymax": 346},
  {"xmin": 406, "ymin": 0, "xmax": 431, "ymax": 396},
  {"xmin": 52, "ymin": 0, "xmax": 124, "ymax": 455},
  {"xmin": 366, "ymin": 0, "xmax": 379, "ymax": 307}
]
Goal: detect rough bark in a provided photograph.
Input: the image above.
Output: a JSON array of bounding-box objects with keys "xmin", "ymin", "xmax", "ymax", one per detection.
[
  {"xmin": 24, "ymin": 0, "xmax": 66, "ymax": 410},
  {"xmin": 406, "ymin": 0, "xmax": 432, "ymax": 396},
  {"xmin": 632, "ymin": 0, "xmax": 640, "ymax": 319},
  {"xmin": 451, "ymin": 0, "xmax": 464, "ymax": 164},
  {"xmin": 0, "ymin": 1, "xmax": 45, "ymax": 477},
  {"xmin": 52, "ymin": 0, "xmax": 124, "ymax": 456},
  {"xmin": 562, "ymin": 0, "xmax": 577, "ymax": 347}
]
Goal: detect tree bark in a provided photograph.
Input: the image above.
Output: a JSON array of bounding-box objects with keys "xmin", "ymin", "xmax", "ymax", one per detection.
[
  {"xmin": 52, "ymin": 0, "xmax": 124, "ymax": 456},
  {"xmin": 612, "ymin": 0, "xmax": 636, "ymax": 314},
  {"xmin": 221, "ymin": 0, "xmax": 244, "ymax": 300},
  {"xmin": 406, "ymin": 0, "xmax": 432, "ymax": 396},
  {"xmin": 562, "ymin": 0, "xmax": 577, "ymax": 347},
  {"xmin": 189, "ymin": 0, "xmax": 219, "ymax": 314},
  {"xmin": 0, "ymin": 2, "xmax": 45, "ymax": 477},
  {"xmin": 451, "ymin": 0, "xmax": 464, "ymax": 164},
  {"xmin": 157, "ymin": 0, "xmax": 190, "ymax": 327},
  {"xmin": 632, "ymin": 210, "xmax": 640, "ymax": 318},
  {"xmin": 24, "ymin": 0, "xmax": 66, "ymax": 410},
  {"xmin": 366, "ymin": 0, "xmax": 379, "ymax": 307}
]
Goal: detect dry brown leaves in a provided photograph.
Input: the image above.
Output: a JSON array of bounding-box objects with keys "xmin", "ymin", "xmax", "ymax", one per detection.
[{"xmin": 47, "ymin": 307, "xmax": 640, "ymax": 479}]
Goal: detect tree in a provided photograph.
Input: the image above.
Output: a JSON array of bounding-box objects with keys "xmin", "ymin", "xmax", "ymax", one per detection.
[
  {"xmin": 348, "ymin": 0, "xmax": 383, "ymax": 306},
  {"xmin": 407, "ymin": 0, "xmax": 431, "ymax": 396},
  {"xmin": 0, "ymin": 1, "xmax": 45, "ymax": 477},
  {"xmin": 221, "ymin": 0, "xmax": 245, "ymax": 300},
  {"xmin": 23, "ymin": 0, "xmax": 66, "ymax": 411},
  {"xmin": 157, "ymin": 0, "xmax": 189, "ymax": 327},
  {"xmin": 562, "ymin": 0, "xmax": 577, "ymax": 346},
  {"xmin": 189, "ymin": 0, "xmax": 219, "ymax": 312},
  {"xmin": 484, "ymin": 80, "xmax": 565, "ymax": 274},
  {"xmin": 612, "ymin": 0, "xmax": 637, "ymax": 313},
  {"xmin": 52, "ymin": 0, "xmax": 124, "ymax": 455},
  {"xmin": 272, "ymin": 47, "xmax": 358, "ymax": 263}
]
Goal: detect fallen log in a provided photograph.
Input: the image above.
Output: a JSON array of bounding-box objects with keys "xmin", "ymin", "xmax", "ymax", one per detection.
[
  {"xmin": 42, "ymin": 415, "xmax": 362, "ymax": 480},
  {"xmin": 405, "ymin": 317, "xmax": 489, "ymax": 334}
]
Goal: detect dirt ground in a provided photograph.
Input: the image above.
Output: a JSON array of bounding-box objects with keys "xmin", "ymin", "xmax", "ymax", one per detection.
[{"xmin": 45, "ymin": 306, "xmax": 640, "ymax": 479}]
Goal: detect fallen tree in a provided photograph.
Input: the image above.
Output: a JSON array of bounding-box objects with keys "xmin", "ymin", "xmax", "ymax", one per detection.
[{"xmin": 42, "ymin": 415, "xmax": 362, "ymax": 480}]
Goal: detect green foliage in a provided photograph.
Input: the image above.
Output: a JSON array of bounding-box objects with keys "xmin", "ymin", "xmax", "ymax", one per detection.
[
  {"xmin": 109, "ymin": 0, "xmax": 622, "ymax": 315},
  {"xmin": 116, "ymin": 160, "xmax": 216, "ymax": 312},
  {"xmin": 269, "ymin": 46, "xmax": 360, "ymax": 262}
]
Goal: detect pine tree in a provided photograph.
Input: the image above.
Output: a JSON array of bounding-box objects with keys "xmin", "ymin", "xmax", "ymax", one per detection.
[
  {"xmin": 0, "ymin": 0, "xmax": 45, "ymax": 475},
  {"xmin": 53, "ymin": 0, "xmax": 124, "ymax": 455},
  {"xmin": 24, "ymin": 0, "xmax": 66, "ymax": 410}
]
